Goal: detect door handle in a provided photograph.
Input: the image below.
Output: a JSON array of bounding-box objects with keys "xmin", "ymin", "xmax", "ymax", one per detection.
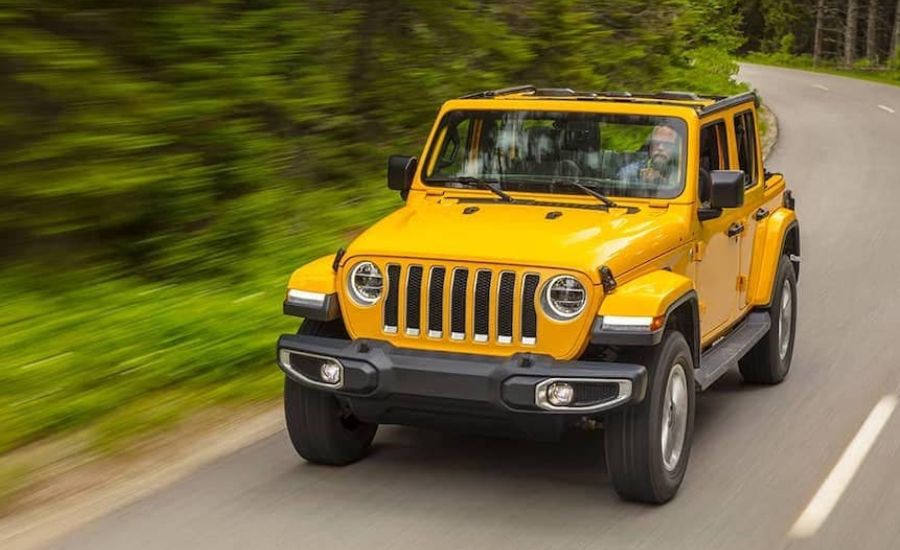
[
  {"xmin": 754, "ymin": 207, "xmax": 769, "ymax": 221},
  {"xmin": 727, "ymin": 222, "xmax": 744, "ymax": 237}
]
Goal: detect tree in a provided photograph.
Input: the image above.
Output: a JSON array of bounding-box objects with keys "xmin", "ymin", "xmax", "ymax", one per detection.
[
  {"xmin": 866, "ymin": 0, "xmax": 878, "ymax": 62},
  {"xmin": 892, "ymin": 0, "xmax": 900, "ymax": 63},
  {"xmin": 845, "ymin": 0, "xmax": 859, "ymax": 66},
  {"xmin": 814, "ymin": 0, "xmax": 826, "ymax": 63}
]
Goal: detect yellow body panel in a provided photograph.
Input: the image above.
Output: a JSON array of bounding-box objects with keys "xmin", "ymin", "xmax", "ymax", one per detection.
[
  {"xmin": 287, "ymin": 256, "xmax": 337, "ymax": 295},
  {"xmin": 598, "ymin": 270, "xmax": 694, "ymax": 318},
  {"xmin": 286, "ymin": 93, "xmax": 798, "ymax": 360},
  {"xmin": 747, "ymin": 200, "xmax": 797, "ymax": 306},
  {"xmin": 346, "ymin": 198, "xmax": 689, "ymax": 285}
]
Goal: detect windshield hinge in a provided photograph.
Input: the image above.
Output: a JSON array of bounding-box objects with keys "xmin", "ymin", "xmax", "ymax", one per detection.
[{"xmin": 648, "ymin": 199, "xmax": 669, "ymax": 209}]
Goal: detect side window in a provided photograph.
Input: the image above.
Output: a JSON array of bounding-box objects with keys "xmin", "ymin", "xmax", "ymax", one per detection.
[
  {"xmin": 734, "ymin": 111, "xmax": 758, "ymax": 188},
  {"xmin": 698, "ymin": 121, "xmax": 729, "ymax": 205}
]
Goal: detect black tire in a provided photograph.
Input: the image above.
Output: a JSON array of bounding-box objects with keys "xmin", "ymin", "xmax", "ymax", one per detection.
[
  {"xmin": 739, "ymin": 255, "xmax": 797, "ymax": 384},
  {"xmin": 604, "ymin": 331, "xmax": 695, "ymax": 504},
  {"xmin": 283, "ymin": 319, "xmax": 377, "ymax": 466}
]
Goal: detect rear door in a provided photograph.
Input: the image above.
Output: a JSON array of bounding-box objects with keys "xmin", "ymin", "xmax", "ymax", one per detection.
[{"xmin": 733, "ymin": 109, "xmax": 764, "ymax": 312}]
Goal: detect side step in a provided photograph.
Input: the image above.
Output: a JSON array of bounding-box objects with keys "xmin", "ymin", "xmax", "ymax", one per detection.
[{"xmin": 695, "ymin": 312, "xmax": 771, "ymax": 390}]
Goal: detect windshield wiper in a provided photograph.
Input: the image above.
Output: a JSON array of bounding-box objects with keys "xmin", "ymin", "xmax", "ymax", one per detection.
[
  {"xmin": 428, "ymin": 176, "xmax": 513, "ymax": 202},
  {"xmin": 551, "ymin": 179, "xmax": 618, "ymax": 208}
]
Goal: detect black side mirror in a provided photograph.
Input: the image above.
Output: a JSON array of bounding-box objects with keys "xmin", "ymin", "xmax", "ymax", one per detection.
[
  {"xmin": 709, "ymin": 170, "xmax": 744, "ymax": 209},
  {"xmin": 699, "ymin": 170, "xmax": 745, "ymax": 220},
  {"xmin": 388, "ymin": 155, "xmax": 417, "ymax": 197}
]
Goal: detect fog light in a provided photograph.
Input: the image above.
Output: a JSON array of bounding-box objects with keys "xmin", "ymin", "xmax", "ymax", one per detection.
[
  {"xmin": 320, "ymin": 361, "xmax": 342, "ymax": 385},
  {"xmin": 546, "ymin": 382, "xmax": 574, "ymax": 406}
]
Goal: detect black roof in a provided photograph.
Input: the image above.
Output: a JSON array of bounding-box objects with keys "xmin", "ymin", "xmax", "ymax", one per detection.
[{"xmin": 458, "ymin": 85, "xmax": 758, "ymax": 113}]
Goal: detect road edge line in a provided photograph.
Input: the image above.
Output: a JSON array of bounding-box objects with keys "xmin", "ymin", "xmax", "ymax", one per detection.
[{"xmin": 788, "ymin": 394, "xmax": 899, "ymax": 539}]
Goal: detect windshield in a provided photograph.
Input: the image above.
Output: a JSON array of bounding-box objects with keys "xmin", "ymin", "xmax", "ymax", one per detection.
[{"xmin": 422, "ymin": 110, "xmax": 687, "ymax": 199}]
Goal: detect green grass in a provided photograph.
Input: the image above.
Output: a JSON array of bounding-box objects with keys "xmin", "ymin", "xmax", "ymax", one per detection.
[
  {"xmin": 743, "ymin": 52, "xmax": 900, "ymax": 88},
  {"xmin": 0, "ymin": 183, "xmax": 400, "ymax": 456}
]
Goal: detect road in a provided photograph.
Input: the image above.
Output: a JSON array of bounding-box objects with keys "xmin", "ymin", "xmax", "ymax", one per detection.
[{"xmin": 51, "ymin": 64, "xmax": 900, "ymax": 550}]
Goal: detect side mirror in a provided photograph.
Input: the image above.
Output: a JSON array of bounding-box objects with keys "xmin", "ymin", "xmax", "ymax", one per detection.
[
  {"xmin": 388, "ymin": 155, "xmax": 417, "ymax": 197},
  {"xmin": 709, "ymin": 170, "xmax": 745, "ymax": 209}
]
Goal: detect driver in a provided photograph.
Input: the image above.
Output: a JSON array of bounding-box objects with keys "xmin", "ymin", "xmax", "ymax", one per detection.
[{"xmin": 618, "ymin": 124, "xmax": 681, "ymax": 187}]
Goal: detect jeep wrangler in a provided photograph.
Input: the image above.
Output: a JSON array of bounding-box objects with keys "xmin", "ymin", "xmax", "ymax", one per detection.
[{"xmin": 276, "ymin": 86, "xmax": 799, "ymax": 504}]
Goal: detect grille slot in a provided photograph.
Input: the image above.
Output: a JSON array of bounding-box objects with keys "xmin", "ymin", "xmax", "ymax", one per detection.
[
  {"xmin": 521, "ymin": 274, "xmax": 539, "ymax": 345},
  {"xmin": 450, "ymin": 269, "xmax": 469, "ymax": 340},
  {"xmin": 473, "ymin": 271, "xmax": 492, "ymax": 342},
  {"xmin": 497, "ymin": 272, "xmax": 516, "ymax": 343},
  {"xmin": 384, "ymin": 264, "xmax": 401, "ymax": 333},
  {"xmin": 405, "ymin": 266, "xmax": 423, "ymax": 335},
  {"xmin": 427, "ymin": 267, "xmax": 446, "ymax": 337}
]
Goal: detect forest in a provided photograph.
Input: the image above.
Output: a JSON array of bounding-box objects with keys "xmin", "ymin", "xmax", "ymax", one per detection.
[
  {"xmin": 0, "ymin": 0, "xmax": 897, "ymax": 480},
  {"xmin": 740, "ymin": 0, "xmax": 900, "ymax": 67}
]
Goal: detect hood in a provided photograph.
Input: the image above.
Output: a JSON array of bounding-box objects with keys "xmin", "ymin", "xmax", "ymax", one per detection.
[{"xmin": 345, "ymin": 196, "xmax": 689, "ymax": 284}]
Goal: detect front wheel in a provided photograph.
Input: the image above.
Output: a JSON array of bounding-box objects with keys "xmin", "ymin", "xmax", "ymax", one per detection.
[
  {"xmin": 284, "ymin": 378, "xmax": 377, "ymax": 466},
  {"xmin": 283, "ymin": 319, "xmax": 377, "ymax": 466},
  {"xmin": 604, "ymin": 331, "xmax": 695, "ymax": 504}
]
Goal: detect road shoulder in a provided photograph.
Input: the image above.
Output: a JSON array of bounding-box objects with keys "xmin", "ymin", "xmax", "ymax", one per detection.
[{"xmin": 0, "ymin": 403, "xmax": 282, "ymax": 550}]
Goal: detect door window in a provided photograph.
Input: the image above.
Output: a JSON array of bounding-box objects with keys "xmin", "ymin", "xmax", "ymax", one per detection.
[
  {"xmin": 698, "ymin": 121, "xmax": 729, "ymax": 206},
  {"xmin": 734, "ymin": 111, "xmax": 758, "ymax": 188}
]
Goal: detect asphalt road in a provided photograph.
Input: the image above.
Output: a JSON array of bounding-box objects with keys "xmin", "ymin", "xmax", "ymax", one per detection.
[{"xmin": 51, "ymin": 64, "xmax": 900, "ymax": 550}]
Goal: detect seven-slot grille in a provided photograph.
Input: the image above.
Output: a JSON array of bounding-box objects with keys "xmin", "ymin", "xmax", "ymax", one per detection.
[{"xmin": 382, "ymin": 264, "xmax": 541, "ymax": 345}]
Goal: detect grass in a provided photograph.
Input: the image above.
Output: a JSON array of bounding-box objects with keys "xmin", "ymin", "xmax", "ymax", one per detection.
[
  {"xmin": 743, "ymin": 52, "xmax": 900, "ymax": 88},
  {"xmin": 0, "ymin": 181, "xmax": 400, "ymax": 508},
  {"xmin": 0, "ymin": 182, "xmax": 400, "ymax": 458}
]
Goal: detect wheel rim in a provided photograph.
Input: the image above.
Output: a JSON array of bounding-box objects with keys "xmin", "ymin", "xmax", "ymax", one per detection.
[
  {"xmin": 778, "ymin": 278, "xmax": 793, "ymax": 361},
  {"xmin": 661, "ymin": 362, "xmax": 688, "ymax": 472}
]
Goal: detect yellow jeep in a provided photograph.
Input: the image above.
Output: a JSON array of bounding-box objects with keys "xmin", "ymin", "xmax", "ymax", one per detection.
[{"xmin": 276, "ymin": 86, "xmax": 799, "ymax": 503}]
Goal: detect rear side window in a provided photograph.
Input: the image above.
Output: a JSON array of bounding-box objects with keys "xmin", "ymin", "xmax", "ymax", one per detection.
[{"xmin": 734, "ymin": 111, "xmax": 758, "ymax": 188}]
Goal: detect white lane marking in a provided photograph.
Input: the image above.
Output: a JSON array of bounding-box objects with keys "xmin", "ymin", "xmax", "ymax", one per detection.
[
  {"xmin": 877, "ymin": 104, "xmax": 895, "ymax": 114},
  {"xmin": 812, "ymin": 84, "xmax": 829, "ymax": 91},
  {"xmin": 789, "ymin": 394, "xmax": 899, "ymax": 538}
]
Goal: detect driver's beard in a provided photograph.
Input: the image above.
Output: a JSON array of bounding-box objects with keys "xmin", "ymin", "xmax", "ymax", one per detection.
[{"xmin": 650, "ymin": 154, "xmax": 675, "ymax": 177}]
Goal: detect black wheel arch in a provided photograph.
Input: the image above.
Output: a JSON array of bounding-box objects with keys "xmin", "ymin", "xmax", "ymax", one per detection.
[
  {"xmin": 664, "ymin": 292, "xmax": 700, "ymax": 372},
  {"xmin": 783, "ymin": 220, "xmax": 800, "ymax": 281}
]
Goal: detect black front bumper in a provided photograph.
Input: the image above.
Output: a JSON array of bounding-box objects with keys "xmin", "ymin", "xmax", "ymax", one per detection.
[{"xmin": 276, "ymin": 334, "xmax": 647, "ymax": 440}]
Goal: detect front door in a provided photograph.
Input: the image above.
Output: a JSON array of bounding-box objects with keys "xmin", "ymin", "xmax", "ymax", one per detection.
[{"xmin": 694, "ymin": 120, "xmax": 741, "ymax": 338}]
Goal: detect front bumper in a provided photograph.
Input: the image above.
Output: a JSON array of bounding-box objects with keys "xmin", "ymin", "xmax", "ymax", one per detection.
[{"xmin": 276, "ymin": 334, "xmax": 647, "ymax": 440}]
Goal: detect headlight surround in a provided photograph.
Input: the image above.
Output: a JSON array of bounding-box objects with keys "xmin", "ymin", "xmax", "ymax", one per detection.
[
  {"xmin": 347, "ymin": 261, "xmax": 384, "ymax": 306},
  {"xmin": 541, "ymin": 275, "xmax": 587, "ymax": 320}
]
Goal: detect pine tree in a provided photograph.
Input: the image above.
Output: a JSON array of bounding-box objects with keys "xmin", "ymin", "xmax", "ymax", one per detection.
[
  {"xmin": 845, "ymin": 0, "xmax": 859, "ymax": 65},
  {"xmin": 866, "ymin": 0, "xmax": 878, "ymax": 62}
]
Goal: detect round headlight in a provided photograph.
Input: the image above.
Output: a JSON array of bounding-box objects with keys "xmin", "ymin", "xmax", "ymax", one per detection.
[
  {"xmin": 348, "ymin": 261, "xmax": 383, "ymax": 306},
  {"xmin": 542, "ymin": 275, "xmax": 587, "ymax": 320}
]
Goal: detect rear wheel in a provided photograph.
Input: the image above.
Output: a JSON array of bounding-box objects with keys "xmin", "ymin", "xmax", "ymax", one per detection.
[
  {"xmin": 283, "ymin": 320, "xmax": 377, "ymax": 466},
  {"xmin": 739, "ymin": 255, "xmax": 797, "ymax": 384},
  {"xmin": 604, "ymin": 331, "xmax": 695, "ymax": 504}
]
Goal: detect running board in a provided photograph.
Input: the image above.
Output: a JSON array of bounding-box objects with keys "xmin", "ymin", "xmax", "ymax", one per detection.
[{"xmin": 695, "ymin": 312, "xmax": 771, "ymax": 390}]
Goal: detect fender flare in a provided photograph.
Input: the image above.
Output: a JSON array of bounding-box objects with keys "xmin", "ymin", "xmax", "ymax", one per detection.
[
  {"xmin": 284, "ymin": 255, "xmax": 341, "ymax": 320},
  {"xmin": 747, "ymin": 210, "xmax": 799, "ymax": 307},
  {"xmin": 591, "ymin": 270, "xmax": 698, "ymax": 353}
]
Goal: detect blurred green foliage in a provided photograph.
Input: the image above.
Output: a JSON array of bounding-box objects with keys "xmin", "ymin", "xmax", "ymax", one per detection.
[{"xmin": 0, "ymin": 1, "xmax": 746, "ymax": 454}]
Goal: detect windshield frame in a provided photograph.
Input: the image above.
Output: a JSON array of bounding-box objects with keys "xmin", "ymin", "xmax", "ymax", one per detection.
[{"xmin": 419, "ymin": 107, "xmax": 691, "ymax": 201}]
